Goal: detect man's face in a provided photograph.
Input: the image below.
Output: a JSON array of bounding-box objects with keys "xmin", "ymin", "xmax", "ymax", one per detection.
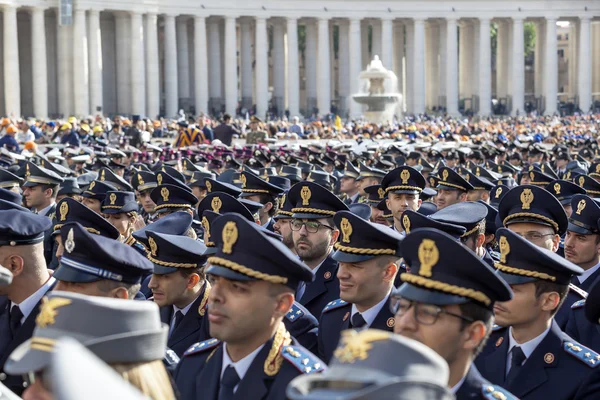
[
  {"xmin": 435, "ymin": 189, "xmax": 463, "ymax": 210},
  {"xmin": 564, "ymin": 231, "xmax": 600, "ymax": 268},
  {"xmin": 370, "ymin": 206, "xmax": 389, "ymax": 226},
  {"xmin": 273, "ymin": 218, "xmax": 294, "ymax": 250},
  {"xmin": 249, "ymin": 122, "xmax": 258, "ymax": 131},
  {"xmin": 493, "ymin": 283, "xmax": 541, "ymax": 327},
  {"xmin": 191, "ymin": 187, "xmax": 208, "ymax": 203},
  {"xmin": 519, "ymin": 174, "xmax": 531, "ymax": 185},
  {"xmin": 337, "ymin": 258, "xmax": 392, "ymax": 305},
  {"xmin": 528, "ymin": 154, "xmax": 542, "ymax": 165},
  {"xmin": 556, "ymin": 159, "xmax": 568, "ymax": 169},
  {"xmin": 82, "ymin": 197, "xmax": 102, "ymax": 214},
  {"xmin": 148, "ymin": 272, "xmax": 190, "ymax": 308},
  {"xmin": 292, "ymin": 218, "xmax": 334, "ymax": 263},
  {"xmin": 106, "ymin": 213, "xmax": 130, "ymax": 236},
  {"xmin": 509, "ymin": 158, "xmax": 521, "ymax": 167},
  {"xmin": 340, "ymin": 177, "xmax": 359, "ymax": 194},
  {"xmin": 507, "ymin": 222, "xmax": 558, "ymax": 252},
  {"xmin": 23, "ymin": 186, "xmax": 47, "ymax": 209},
  {"xmin": 446, "ymin": 159, "xmax": 458, "ymax": 168},
  {"xmin": 358, "ymin": 178, "xmax": 379, "ymax": 196},
  {"xmin": 207, "ymin": 275, "xmax": 282, "ymax": 343},
  {"xmin": 562, "ymin": 204, "xmax": 573, "ymax": 218},
  {"xmin": 386, "ymin": 193, "xmax": 421, "ymax": 222},
  {"xmin": 466, "ymin": 190, "xmax": 487, "ymax": 203},
  {"xmin": 136, "ymin": 190, "xmax": 156, "ymax": 214}
]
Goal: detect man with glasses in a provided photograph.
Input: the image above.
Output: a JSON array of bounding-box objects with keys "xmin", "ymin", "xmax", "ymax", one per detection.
[
  {"xmin": 380, "ymin": 166, "xmax": 425, "ymax": 234},
  {"xmin": 475, "ymin": 228, "xmax": 600, "ymax": 399},
  {"xmin": 391, "ymin": 228, "xmax": 517, "ymax": 399},
  {"xmin": 288, "ymin": 181, "xmax": 349, "ymax": 319},
  {"xmin": 316, "ymin": 210, "xmax": 402, "ymax": 363}
]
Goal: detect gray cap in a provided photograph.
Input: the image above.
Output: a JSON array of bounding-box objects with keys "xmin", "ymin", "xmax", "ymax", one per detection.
[
  {"xmin": 286, "ymin": 329, "xmax": 454, "ymax": 400},
  {"xmin": 50, "ymin": 338, "xmax": 149, "ymax": 400},
  {"xmin": 0, "ymin": 264, "xmax": 12, "ymax": 286},
  {"xmin": 5, "ymin": 291, "xmax": 168, "ymax": 375}
]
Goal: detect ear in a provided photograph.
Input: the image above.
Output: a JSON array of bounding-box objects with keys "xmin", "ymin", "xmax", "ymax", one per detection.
[
  {"xmin": 383, "ymin": 262, "xmax": 399, "ymax": 282},
  {"xmin": 481, "ymin": 192, "xmax": 490, "ymax": 202},
  {"xmin": 459, "ymin": 192, "xmax": 468, "ymax": 202},
  {"xmin": 6, "ymin": 255, "xmax": 25, "ymax": 278},
  {"xmin": 540, "ymin": 291, "xmax": 561, "ymax": 313},
  {"xmin": 417, "ymin": 198, "xmax": 423, "ymax": 208},
  {"xmin": 44, "ymin": 187, "xmax": 54, "ymax": 199},
  {"xmin": 263, "ymin": 202, "xmax": 273, "ymax": 214},
  {"xmin": 275, "ymin": 292, "xmax": 295, "ymax": 318},
  {"xmin": 463, "ymin": 320, "xmax": 487, "ymax": 352},
  {"xmin": 386, "ymin": 198, "xmax": 391, "ymax": 211},
  {"xmin": 551, "ymin": 234, "xmax": 561, "ymax": 253},
  {"xmin": 113, "ymin": 286, "xmax": 130, "ymax": 299},
  {"xmin": 476, "ymin": 233, "xmax": 486, "ymax": 249},
  {"xmin": 187, "ymin": 273, "xmax": 201, "ymax": 290}
]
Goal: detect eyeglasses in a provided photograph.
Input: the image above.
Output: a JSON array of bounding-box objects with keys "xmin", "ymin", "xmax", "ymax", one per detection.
[
  {"xmin": 389, "ymin": 297, "xmax": 474, "ymax": 326},
  {"xmin": 512, "ymin": 232, "xmax": 554, "ymax": 242},
  {"xmin": 290, "ymin": 219, "xmax": 334, "ymax": 233}
]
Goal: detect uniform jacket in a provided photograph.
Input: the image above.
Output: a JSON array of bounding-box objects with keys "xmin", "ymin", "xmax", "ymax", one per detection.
[
  {"xmin": 283, "ymin": 302, "xmax": 319, "ymax": 353},
  {"xmin": 42, "ymin": 204, "xmax": 58, "ymax": 269},
  {"xmin": 173, "ymin": 336, "xmax": 325, "ymax": 400},
  {"xmin": 264, "ymin": 219, "xmax": 275, "ymax": 233},
  {"xmin": 475, "ymin": 321, "xmax": 600, "ymax": 400},
  {"xmin": 565, "ymin": 299, "xmax": 600, "ymax": 352},
  {"xmin": 298, "ymin": 255, "xmax": 340, "ymax": 321},
  {"xmin": 455, "ymin": 365, "xmax": 518, "ymax": 400},
  {"xmin": 316, "ymin": 298, "xmax": 395, "ymax": 364},
  {"xmin": 555, "ymin": 284, "xmax": 588, "ymax": 329}
]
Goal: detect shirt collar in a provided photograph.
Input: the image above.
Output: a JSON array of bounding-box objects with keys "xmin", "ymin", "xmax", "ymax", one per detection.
[
  {"xmin": 12, "ymin": 276, "xmax": 56, "ymax": 324},
  {"xmin": 221, "ymin": 343, "xmax": 266, "ymax": 383},
  {"xmin": 172, "ymin": 294, "xmax": 199, "ymax": 317},
  {"xmin": 578, "ymin": 262, "xmax": 600, "ymax": 284},
  {"xmin": 261, "ymin": 218, "xmax": 272, "ymax": 228},
  {"xmin": 37, "ymin": 202, "xmax": 56, "ymax": 217},
  {"xmin": 508, "ymin": 325, "xmax": 552, "ymax": 359},
  {"xmin": 350, "ymin": 291, "xmax": 392, "ymax": 328}
]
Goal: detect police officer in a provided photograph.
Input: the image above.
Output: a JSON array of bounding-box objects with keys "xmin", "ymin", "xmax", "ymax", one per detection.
[
  {"xmin": 392, "ymin": 228, "xmax": 517, "ymax": 399},
  {"xmin": 130, "ymin": 170, "xmax": 158, "ymax": 223},
  {"xmin": 545, "ymin": 179, "xmax": 586, "ymax": 217},
  {"xmin": 240, "ymin": 170, "xmax": 284, "ymax": 231},
  {"xmin": 317, "ymin": 210, "xmax": 402, "ymax": 363},
  {"xmin": 81, "ymin": 179, "xmax": 118, "ymax": 214},
  {"xmin": 475, "ymin": 228, "xmax": 600, "ymax": 399},
  {"xmin": 380, "ymin": 166, "xmax": 425, "ymax": 234},
  {"xmin": 339, "ymin": 161, "xmax": 361, "ymax": 205},
  {"xmin": 273, "ymin": 191, "xmax": 296, "ymax": 253},
  {"xmin": 174, "ymin": 213, "xmax": 325, "ymax": 399},
  {"xmin": 434, "ymin": 167, "xmax": 473, "ymax": 210},
  {"xmin": 246, "ymin": 116, "xmax": 268, "ymax": 145},
  {"xmin": 101, "ymin": 191, "xmax": 147, "ymax": 254}
]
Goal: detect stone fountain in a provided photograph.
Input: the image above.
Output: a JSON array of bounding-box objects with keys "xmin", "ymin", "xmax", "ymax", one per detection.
[{"xmin": 352, "ymin": 55, "xmax": 403, "ymax": 124}]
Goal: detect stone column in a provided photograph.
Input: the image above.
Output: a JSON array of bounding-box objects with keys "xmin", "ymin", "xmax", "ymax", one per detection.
[
  {"xmin": 569, "ymin": 22, "xmax": 578, "ymax": 98},
  {"xmin": 477, "ymin": 18, "xmax": 491, "ymax": 115},
  {"xmin": 273, "ymin": 19, "xmax": 286, "ymax": 116},
  {"xmin": 317, "ymin": 17, "xmax": 331, "ymax": 116},
  {"xmin": 57, "ymin": 19, "xmax": 73, "ymax": 116},
  {"xmin": 438, "ymin": 20, "xmax": 447, "ymax": 108},
  {"xmin": 338, "ymin": 20, "xmax": 350, "ymax": 116},
  {"xmin": 361, "ymin": 21, "xmax": 370, "ymax": 69},
  {"xmin": 380, "ymin": 17, "xmax": 393, "ymax": 69},
  {"xmin": 31, "ymin": 7, "xmax": 48, "ymax": 118},
  {"xmin": 287, "ymin": 17, "xmax": 300, "ymax": 118},
  {"xmin": 496, "ymin": 21, "xmax": 508, "ymax": 99},
  {"xmin": 578, "ymin": 17, "xmax": 592, "ymax": 112},
  {"xmin": 255, "ymin": 16, "xmax": 268, "ymax": 118},
  {"xmin": 115, "ymin": 13, "xmax": 131, "ymax": 115},
  {"xmin": 305, "ymin": 20, "xmax": 317, "ymax": 114},
  {"xmin": 544, "ymin": 17, "xmax": 558, "ymax": 114},
  {"xmin": 412, "ymin": 18, "xmax": 425, "ymax": 114},
  {"xmin": 176, "ymin": 18, "xmax": 190, "ymax": 105},
  {"xmin": 593, "ymin": 22, "xmax": 600, "ymax": 96},
  {"xmin": 88, "ymin": 10, "xmax": 103, "ymax": 116},
  {"xmin": 446, "ymin": 18, "xmax": 459, "ymax": 115},
  {"xmin": 3, "ymin": 4, "xmax": 20, "ymax": 117},
  {"xmin": 512, "ymin": 17, "xmax": 525, "ymax": 115},
  {"xmin": 534, "ymin": 20, "xmax": 546, "ymax": 98},
  {"xmin": 224, "ymin": 16, "xmax": 237, "ymax": 116},
  {"xmin": 240, "ymin": 19, "xmax": 253, "ymax": 110},
  {"xmin": 73, "ymin": 9, "xmax": 90, "ymax": 116},
  {"xmin": 405, "ymin": 21, "xmax": 414, "ymax": 113},
  {"xmin": 348, "ymin": 18, "xmax": 362, "ymax": 118},
  {"xmin": 207, "ymin": 19, "xmax": 222, "ymax": 111},
  {"xmin": 459, "ymin": 21, "xmax": 468, "ymax": 99},
  {"xmin": 194, "ymin": 16, "xmax": 209, "ymax": 115},
  {"xmin": 145, "ymin": 13, "xmax": 160, "ymax": 118},
  {"xmin": 130, "ymin": 12, "xmax": 145, "ymax": 116},
  {"xmin": 426, "ymin": 22, "xmax": 439, "ymax": 109},
  {"xmin": 372, "ymin": 19, "xmax": 382, "ymax": 59},
  {"xmin": 393, "ymin": 22, "xmax": 404, "ymax": 97},
  {"xmin": 164, "ymin": 14, "xmax": 178, "ymax": 117}
]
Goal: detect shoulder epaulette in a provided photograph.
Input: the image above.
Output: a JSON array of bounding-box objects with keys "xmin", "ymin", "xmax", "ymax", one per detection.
[
  {"xmin": 569, "ymin": 283, "xmax": 588, "ymax": 299},
  {"xmin": 490, "ymin": 250, "xmax": 501, "ymax": 262},
  {"xmin": 183, "ymin": 338, "xmax": 221, "ymax": 357},
  {"xmin": 481, "ymin": 384, "xmax": 518, "ymax": 400},
  {"xmin": 286, "ymin": 303, "xmax": 305, "ymax": 323},
  {"xmin": 571, "ymin": 299, "xmax": 586, "ymax": 309},
  {"xmin": 322, "ymin": 299, "xmax": 349, "ymax": 313},
  {"xmin": 164, "ymin": 348, "xmax": 180, "ymax": 366},
  {"xmin": 564, "ymin": 341, "xmax": 600, "ymax": 368},
  {"xmin": 281, "ymin": 345, "xmax": 326, "ymax": 374},
  {"xmin": 492, "ymin": 324, "xmax": 506, "ymax": 332}
]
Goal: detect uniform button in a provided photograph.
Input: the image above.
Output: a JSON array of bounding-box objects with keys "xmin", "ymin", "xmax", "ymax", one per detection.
[{"xmin": 0, "ymin": 372, "xmax": 6, "ymax": 380}]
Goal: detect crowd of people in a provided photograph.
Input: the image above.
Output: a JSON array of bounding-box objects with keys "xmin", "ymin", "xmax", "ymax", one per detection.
[{"xmin": 1, "ymin": 111, "xmax": 600, "ymax": 399}]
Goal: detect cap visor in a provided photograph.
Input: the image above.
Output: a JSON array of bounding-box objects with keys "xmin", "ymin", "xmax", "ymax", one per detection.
[
  {"xmin": 496, "ymin": 270, "xmax": 538, "ymax": 285},
  {"xmin": 53, "ymin": 264, "xmax": 101, "ymax": 283},
  {"xmin": 332, "ymin": 249, "xmax": 375, "ymax": 263},
  {"xmin": 389, "ymin": 189, "xmax": 420, "ymax": 195},
  {"xmin": 394, "ymin": 283, "xmax": 471, "ymax": 306},
  {"xmin": 152, "ymin": 264, "xmax": 180, "ymax": 275},
  {"xmin": 292, "ymin": 212, "xmax": 328, "ymax": 220},
  {"xmin": 206, "ymin": 265, "xmax": 256, "ymax": 281},
  {"xmin": 4, "ymin": 340, "xmax": 51, "ymax": 375},
  {"xmin": 505, "ymin": 218, "xmax": 554, "ymax": 229},
  {"xmin": 567, "ymin": 222, "xmax": 595, "ymax": 235}
]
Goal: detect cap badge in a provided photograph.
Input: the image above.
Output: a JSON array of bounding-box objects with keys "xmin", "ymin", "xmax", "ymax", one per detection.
[
  {"xmin": 498, "ymin": 166, "xmax": 502, "ymax": 173},
  {"xmin": 300, "ymin": 186, "xmax": 312, "ymax": 206},
  {"xmin": 149, "ymin": 237, "xmax": 158, "ymax": 257},
  {"xmin": 554, "ymin": 183, "xmax": 561, "ymax": 195},
  {"xmin": 495, "ymin": 187, "xmax": 503, "ymax": 198},
  {"xmin": 340, "ymin": 218, "xmax": 353, "ymax": 243},
  {"xmin": 59, "ymin": 201, "xmax": 69, "ymax": 221},
  {"xmin": 206, "ymin": 180, "xmax": 212, "ymax": 193},
  {"xmin": 157, "ymin": 174, "xmax": 163, "ymax": 185},
  {"xmin": 89, "ymin": 181, "xmax": 96, "ymax": 190},
  {"xmin": 281, "ymin": 193, "xmax": 287, "ymax": 207},
  {"xmin": 240, "ymin": 174, "xmax": 247, "ymax": 188},
  {"xmin": 36, "ymin": 297, "xmax": 72, "ymax": 328},
  {"xmin": 377, "ymin": 188, "xmax": 385, "ymax": 199},
  {"xmin": 576, "ymin": 199, "xmax": 587, "ymax": 215},
  {"xmin": 160, "ymin": 187, "xmax": 170, "ymax": 202},
  {"xmin": 442, "ymin": 169, "xmax": 449, "ymax": 182},
  {"xmin": 520, "ymin": 188, "xmax": 534, "ymax": 210},
  {"xmin": 499, "ymin": 236, "xmax": 510, "ymax": 263},
  {"xmin": 529, "ymin": 171, "xmax": 535, "ymax": 181},
  {"xmin": 596, "ymin": 164, "xmax": 600, "ymax": 173},
  {"xmin": 402, "ymin": 214, "xmax": 411, "ymax": 233},
  {"xmin": 529, "ymin": 165, "xmax": 534, "ymax": 171},
  {"xmin": 25, "ymin": 163, "xmax": 30, "ymax": 178},
  {"xmin": 222, "ymin": 221, "xmax": 238, "ymax": 254},
  {"xmin": 137, "ymin": 174, "xmax": 145, "ymax": 186},
  {"xmin": 100, "ymin": 169, "xmax": 106, "ymax": 181},
  {"xmin": 201, "ymin": 216, "xmax": 211, "ymax": 241},
  {"xmin": 333, "ymin": 329, "xmax": 391, "ymax": 363},
  {"xmin": 566, "ymin": 171, "xmax": 571, "ymax": 180},
  {"xmin": 400, "ymin": 169, "xmax": 410, "ymax": 184},
  {"xmin": 476, "ymin": 167, "xmax": 481, "ymax": 176},
  {"xmin": 579, "ymin": 176, "xmax": 585, "ymax": 187},
  {"xmin": 65, "ymin": 227, "xmax": 75, "ymax": 253},
  {"xmin": 465, "ymin": 174, "xmax": 470, "ymax": 182},
  {"xmin": 211, "ymin": 197, "xmax": 222, "ymax": 213},
  {"xmin": 430, "ymin": 177, "xmax": 436, "ymax": 187},
  {"xmin": 109, "ymin": 193, "xmax": 117, "ymax": 205},
  {"xmin": 417, "ymin": 239, "xmax": 439, "ymax": 278}
]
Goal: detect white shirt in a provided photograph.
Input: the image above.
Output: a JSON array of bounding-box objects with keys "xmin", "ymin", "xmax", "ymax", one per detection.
[
  {"xmin": 37, "ymin": 202, "xmax": 56, "ymax": 217},
  {"xmin": 221, "ymin": 343, "xmax": 266, "ymax": 393},
  {"xmin": 350, "ymin": 292, "xmax": 392, "ymax": 327},
  {"xmin": 262, "ymin": 218, "xmax": 272, "ymax": 228},
  {"xmin": 578, "ymin": 262, "xmax": 600, "ymax": 284},
  {"xmin": 11, "ymin": 276, "xmax": 56, "ymax": 324},
  {"xmin": 506, "ymin": 325, "xmax": 551, "ymax": 374},
  {"xmin": 451, "ymin": 376, "xmax": 467, "ymax": 394},
  {"xmin": 170, "ymin": 296, "xmax": 198, "ymax": 333}
]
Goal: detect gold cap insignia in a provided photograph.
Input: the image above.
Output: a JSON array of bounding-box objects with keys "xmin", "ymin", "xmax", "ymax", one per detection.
[
  {"xmin": 333, "ymin": 329, "xmax": 391, "ymax": 363},
  {"xmin": 149, "ymin": 237, "xmax": 158, "ymax": 257},
  {"xmin": 206, "ymin": 180, "xmax": 212, "ymax": 193},
  {"xmin": 265, "ymin": 176, "xmax": 269, "ymax": 183},
  {"xmin": 100, "ymin": 169, "xmax": 106, "ymax": 181},
  {"xmin": 554, "ymin": 183, "xmax": 561, "ymax": 195},
  {"xmin": 498, "ymin": 166, "xmax": 502, "ymax": 173},
  {"xmin": 400, "ymin": 169, "xmax": 410, "ymax": 184},
  {"xmin": 576, "ymin": 199, "xmax": 587, "ymax": 215},
  {"xmin": 137, "ymin": 174, "xmax": 145, "ymax": 186},
  {"xmin": 65, "ymin": 227, "xmax": 75, "ymax": 253},
  {"xmin": 240, "ymin": 174, "xmax": 247, "ymax": 188},
  {"xmin": 25, "ymin": 164, "xmax": 30, "ymax": 178},
  {"xmin": 211, "ymin": 197, "xmax": 222, "ymax": 213},
  {"xmin": 222, "ymin": 221, "xmax": 238, "ymax": 254},
  {"xmin": 495, "ymin": 187, "xmax": 503, "ymax": 198},
  {"xmin": 377, "ymin": 188, "xmax": 385, "ymax": 199},
  {"xmin": 476, "ymin": 167, "xmax": 481, "ymax": 177},
  {"xmin": 417, "ymin": 239, "xmax": 439, "ymax": 278},
  {"xmin": 160, "ymin": 187, "xmax": 170, "ymax": 202},
  {"xmin": 157, "ymin": 173, "xmax": 163, "ymax": 185},
  {"xmin": 499, "ymin": 236, "xmax": 510, "ymax": 263},
  {"xmin": 340, "ymin": 217, "xmax": 353, "ymax": 243},
  {"xmin": 579, "ymin": 176, "xmax": 585, "ymax": 187},
  {"xmin": 520, "ymin": 188, "xmax": 534, "ymax": 210},
  {"xmin": 442, "ymin": 169, "xmax": 449, "ymax": 182},
  {"xmin": 36, "ymin": 297, "xmax": 72, "ymax": 328},
  {"xmin": 565, "ymin": 171, "xmax": 571, "ymax": 180},
  {"xmin": 529, "ymin": 165, "xmax": 534, "ymax": 171},
  {"xmin": 465, "ymin": 174, "xmax": 470, "ymax": 182},
  {"xmin": 529, "ymin": 171, "xmax": 535, "ymax": 181},
  {"xmin": 430, "ymin": 177, "xmax": 436, "ymax": 187},
  {"xmin": 89, "ymin": 181, "xmax": 96, "ymax": 190},
  {"xmin": 109, "ymin": 193, "xmax": 117, "ymax": 205},
  {"xmin": 402, "ymin": 214, "xmax": 411, "ymax": 233},
  {"xmin": 202, "ymin": 216, "xmax": 211, "ymax": 242},
  {"xmin": 596, "ymin": 164, "xmax": 600, "ymax": 174},
  {"xmin": 300, "ymin": 186, "xmax": 311, "ymax": 206},
  {"xmin": 59, "ymin": 201, "xmax": 69, "ymax": 221}
]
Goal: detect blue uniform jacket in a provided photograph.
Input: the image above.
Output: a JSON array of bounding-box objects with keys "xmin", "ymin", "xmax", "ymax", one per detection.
[
  {"xmin": 455, "ymin": 365, "xmax": 518, "ymax": 400},
  {"xmin": 554, "ymin": 284, "xmax": 588, "ymax": 329},
  {"xmin": 475, "ymin": 321, "xmax": 600, "ymax": 400},
  {"xmin": 565, "ymin": 299, "xmax": 600, "ymax": 352},
  {"xmin": 283, "ymin": 302, "xmax": 319, "ymax": 353},
  {"xmin": 298, "ymin": 255, "xmax": 340, "ymax": 321}
]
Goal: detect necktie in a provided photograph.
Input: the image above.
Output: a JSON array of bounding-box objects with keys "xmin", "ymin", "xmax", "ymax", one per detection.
[
  {"xmin": 295, "ymin": 282, "xmax": 306, "ymax": 302},
  {"xmin": 218, "ymin": 365, "xmax": 240, "ymax": 400},
  {"xmin": 171, "ymin": 311, "xmax": 184, "ymax": 334},
  {"xmin": 10, "ymin": 306, "xmax": 23, "ymax": 336},
  {"xmin": 351, "ymin": 313, "xmax": 367, "ymax": 329},
  {"xmin": 505, "ymin": 346, "xmax": 526, "ymax": 386}
]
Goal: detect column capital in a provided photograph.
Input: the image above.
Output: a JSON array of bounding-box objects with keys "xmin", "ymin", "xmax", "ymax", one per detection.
[
  {"xmin": 445, "ymin": 17, "xmax": 458, "ymax": 23},
  {"xmin": 317, "ymin": 16, "xmax": 330, "ymax": 22},
  {"xmin": 544, "ymin": 16, "xmax": 558, "ymax": 22},
  {"xmin": 88, "ymin": 9, "xmax": 102, "ymax": 16},
  {"xmin": 512, "ymin": 16, "xmax": 525, "ymax": 22},
  {"xmin": 380, "ymin": 16, "xmax": 394, "ymax": 22},
  {"xmin": 413, "ymin": 18, "xmax": 425, "ymax": 24},
  {"xmin": 478, "ymin": 17, "xmax": 491, "ymax": 22},
  {"xmin": 286, "ymin": 16, "xmax": 298, "ymax": 23},
  {"xmin": 348, "ymin": 17, "xmax": 362, "ymax": 24},
  {"xmin": 579, "ymin": 15, "xmax": 592, "ymax": 22}
]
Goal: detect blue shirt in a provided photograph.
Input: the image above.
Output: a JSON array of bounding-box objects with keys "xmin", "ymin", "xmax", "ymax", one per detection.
[
  {"xmin": 60, "ymin": 131, "xmax": 81, "ymax": 146},
  {"xmin": 0, "ymin": 135, "xmax": 20, "ymax": 152}
]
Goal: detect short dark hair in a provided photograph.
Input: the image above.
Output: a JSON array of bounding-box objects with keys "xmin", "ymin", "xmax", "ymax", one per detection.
[
  {"xmin": 534, "ymin": 280, "xmax": 569, "ymax": 316},
  {"xmin": 96, "ymin": 280, "xmax": 141, "ymax": 299},
  {"xmin": 458, "ymin": 302, "xmax": 494, "ymax": 357},
  {"xmin": 461, "ymin": 220, "xmax": 486, "ymax": 245},
  {"xmin": 40, "ymin": 183, "xmax": 60, "ymax": 197},
  {"xmin": 256, "ymin": 193, "xmax": 279, "ymax": 217},
  {"xmin": 179, "ymin": 266, "xmax": 205, "ymax": 282},
  {"xmin": 223, "ymin": 114, "xmax": 231, "ymax": 121}
]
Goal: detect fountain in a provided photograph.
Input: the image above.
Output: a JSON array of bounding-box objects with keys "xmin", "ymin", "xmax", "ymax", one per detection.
[{"xmin": 352, "ymin": 55, "xmax": 403, "ymax": 124}]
